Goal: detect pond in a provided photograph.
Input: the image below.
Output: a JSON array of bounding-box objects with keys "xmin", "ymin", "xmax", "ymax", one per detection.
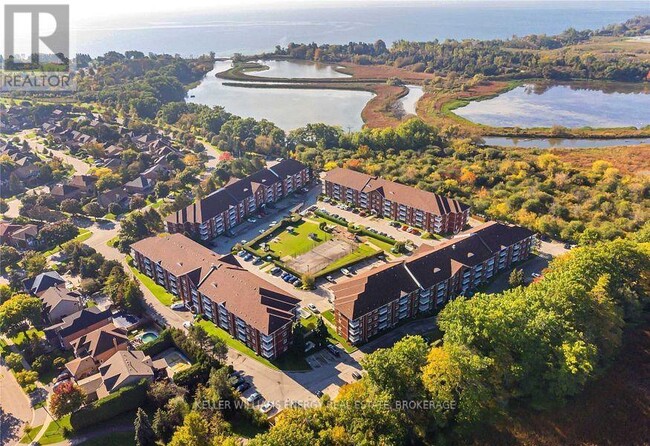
[
  {"xmin": 454, "ymin": 83, "xmax": 650, "ymax": 129},
  {"xmin": 482, "ymin": 136, "xmax": 650, "ymax": 149},
  {"xmin": 187, "ymin": 60, "xmax": 373, "ymax": 131},
  {"xmin": 252, "ymin": 60, "xmax": 350, "ymax": 79}
]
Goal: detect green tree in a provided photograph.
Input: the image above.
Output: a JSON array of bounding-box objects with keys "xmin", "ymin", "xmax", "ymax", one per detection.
[
  {"xmin": 315, "ymin": 317, "xmax": 328, "ymax": 347},
  {"xmin": 60, "ymin": 198, "xmax": 82, "ymax": 215},
  {"xmin": 168, "ymin": 411, "xmax": 211, "ymax": 446},
  {"xmin": 508, "ymin": 268, "xmax": 524, "ymax": 287},
  {"xmin": 134, "ymin": 408, "xmax": 156, "ymax": 446},
  {"xmin": 0, "ymin": 246, "xmax": 20, "ymax": 273},
  {"xmin": 49, "ymin": 381, "xmax": 84, "ymax": 419},
  {"xmin": 22, "ymin": 251, "xmax": 47, "ymax": 276},
  {"xmin": 0, "ymin": 294, "xmax": 42, "ymax": 335}
]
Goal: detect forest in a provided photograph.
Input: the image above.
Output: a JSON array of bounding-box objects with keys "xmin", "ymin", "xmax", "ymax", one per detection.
[{"xmin": 270, "ymin": 16, "xmax": 650, "ymax": 81}]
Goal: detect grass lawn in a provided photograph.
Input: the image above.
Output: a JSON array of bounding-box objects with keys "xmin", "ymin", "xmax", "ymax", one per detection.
[
  {"xmin": 127, "ymin": 257, "xmax": 174, "ymax": 306},
  {"xmin": 11, "ymin": 328, "xmax": 45, "ymax": 348},
  {"xmin": 365, "ymin": 236, "xmax": 399, "ymax": 255},
  {"xmin": 300, "ymin": 314, "xmax": 318, "ymax": 332},
  {"xmin": 77, "ymin": 431, "xmax": 135, "ymax": 446},
  {"xmin": 260, "ymin": 220, "xmax": 332, "ymax": 259},
  {"xmin": 196, "ymin": 320, "xmax": 310, "ymax": 371},
  {"xmin": 318, "ymin": 243, "xmax": 379, "ymax": 276},
  {"xmin": 230, "ymin": 415, "xmax": 267, "ymax": 438},
  {"xmin": 39, "ymin": 414, "xmax": 72, "ymax": 445},
  {"xmin": 43, "ymin": 229, "xmax": 92, "ymax": 256},
  {"xmin": 321, "ymin": 310, "xmax": 335, "ymax": 325},
  {"xmin": 19, "ymin": 424, "xmax": 43, "ymax": 443}
]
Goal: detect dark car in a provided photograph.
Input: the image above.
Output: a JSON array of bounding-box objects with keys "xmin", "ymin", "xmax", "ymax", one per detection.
[
  {"xmin": 230, "ymin": 376, "xmax": 245, "ymax": 388},
  {"xmin": 351, "ymin": 371, "xmax": 362, "ymax": 380},
  {"xmin": 236, "ymin": 381, "xmax": 251, "ymax": 393},
  {"xmin": 327, "ymin": 344, "xmax": 340, "ymax": 357},
  {"xmin": 270, "ymin": 267, "xmax": 281, "ymax": 275}
]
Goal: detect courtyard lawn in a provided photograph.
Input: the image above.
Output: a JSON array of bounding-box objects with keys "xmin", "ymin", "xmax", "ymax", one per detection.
[
  {"xmin": 19, "ymin": 424, "xmax": 43, "ymax": 444},
  {"xmin": 317, "ymin": 243, "xmax": 379, "ymax": 276},
  {"xmin": 262, "ymin": 220, "xmax": 332, "ymax": 259},
  {"xmin": 365, "ymin": 236, "xmax": 398, "ymax": 254},
  {"xmin": 127, "ymin": 257, "xmax": 175, "ymax": 306},
  {"xmin": 196, "ymin": 320, "xmax": 310, "ymax": 371},
  {"xmin": 43, "ymin": 228, "xmax": 92, "ymax": 256},
  {"xmin": 321, "ymin": 310, "xmax": 335, "ymax": 325},
  {"xmin": 305, "ymin": 310, "xmax": 357, "ymax": 353}
]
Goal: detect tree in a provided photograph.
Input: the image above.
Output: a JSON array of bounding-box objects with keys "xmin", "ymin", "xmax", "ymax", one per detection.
[
  {"xmin": 107, "ymin": 202, "xmax": 123, "ymax": 215},
  {"xmin": 301, "ymin": 273, "xmax": 314, "ymax": 290},
  {"xmin": 168, "ymin": 411, "xmax": 211, "ymax": 446},
  {"xmin": 508, "ymin": 268, "xmax": 524, "ymax": 288},
  {"xmin": 0, "ymin": 246, "xmax": 20, "ymax": 273},
  {"xmin": 82, "ymin": 201, "xmax": 105, "ymax": 217},
  {"xmin": 315, "ymin": 317, "xmax": 328, "ymax": 346},
  {"xmin": 5, "ymin": 352, "xmax": 24, "ymax": 371},
  {"xmin": 291, "ymin": 323, "xmax": 306, "ymax": 355},
  {"xmin": 134, "ymin": 408, "xmax": 156, "ymax": 446},
  {"xmin": 0, "ymin": 294, "xmax": 42, "ymax": 335},
  {"xmin": 188, "ymin": 324, "xmax": 209, "ymax": 350},
  {"xmin": 130, "ymin": 195, "xmax": 146, "ymax": 211},
  {"xmin": 22, "ymin": 251, "xmax": 47, "ymax": 276},
  {"xmin": 49, "ymin": 381, "xmax": 84, "ymax": 418},
  {"xmin": 0, "ymin": 198, "xmax": 8, "ymax": 213},
  {"xmin": 60, "ymin": 198, "xmax": 82, "ymax": 215}
]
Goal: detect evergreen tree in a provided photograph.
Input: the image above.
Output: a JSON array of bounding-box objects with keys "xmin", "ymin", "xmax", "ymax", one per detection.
[{"xmin": 134, "ymin": 408, "xmax": 156, "ymax": 446}]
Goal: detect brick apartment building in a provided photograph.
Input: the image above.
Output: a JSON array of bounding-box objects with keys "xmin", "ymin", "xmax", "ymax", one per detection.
[
  {"xmin": 331, "ymin": 222, "xmax": 536, "ymax": 344},
  {"xmin": 166, "ymin": 159, "xmax": 309, "ymax": 241},
  {"xmin": 322, "ymin": 168, "xmax": 470, "ymax": 234},
  {"xmin": 131, "ymin": 234, "xmax": 300, "ymax": 359}
]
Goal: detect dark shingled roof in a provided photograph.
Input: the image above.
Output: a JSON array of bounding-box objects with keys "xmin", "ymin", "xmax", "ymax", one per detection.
[
  {"xmin": 23, "ymin": 271, "xmax": 65, "ymax": 295},
  {"xmin": 55, "ymin": 307, "xmax": 112, "ymax": 339}
]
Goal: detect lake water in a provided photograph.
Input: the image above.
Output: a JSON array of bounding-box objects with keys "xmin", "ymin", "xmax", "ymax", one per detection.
[
  {"xmin": 482, "ymin": 136, "xmax": 650, "ymax": 149},
  {"xmin": 454, "ymin": 83, "xmax": 650, "ymax": 128},
  {"xmin": 71, "ymin": 1, "xmax": 649, "ymax": 56},
  {"xmin": 187, "ymin": 60, "xmax": 373, "ymax": 131},
  {"xmin": 253, "ymin": 60, "xmax": 349, "ymax": 79}
]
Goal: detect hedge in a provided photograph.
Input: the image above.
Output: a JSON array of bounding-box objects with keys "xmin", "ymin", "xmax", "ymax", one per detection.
[
  {"xmin": 70, "ymin": 379, "xmax": 148, "ymax": 430},
  {"xmin": 313, "ymin": 210, "xmax": 348, "ymax": 226},
  {"xmin": 357, "ymin": 227, "xmax": 396, "ymax": 245}
]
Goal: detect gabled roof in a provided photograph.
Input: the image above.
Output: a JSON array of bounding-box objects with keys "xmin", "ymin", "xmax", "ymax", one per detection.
[
  {"xmin": 0, "ymin": 222, "xmax": 23, "ymax": 238},
  {"xmin": 23, "ymin": 271, "xmax": 65, "ymax": 295},
  {"xmin": 71, "ymin": 323, "xmax": 128, "ymax": 359},
  {"xmin": 40, "ymin": 284, "xmax": 82, "ymax": 313},
  {"xmin": 56, "ymin": 307, "xmax": 112, "ymax": 340},
  {"xmin": 50, "ymin": 183, "xmax": 82, "ymax": 198},
  {"xmin": 99, "ymin": 350, "xmax": 153, "ymax": 393},
  {"xmin": 10, "ymin": 224, "xmax": 38, "ymax": 241},
  {"xmin": 268, "ymin": 158, "xmax": 307, "ymax": 178},
  {"xmin": 68, "ymin": 174, "xmax": 97, "ymax": 188},
  {"xmin": 125, "ymin": 175, "xmax": 153, "ymax": 190},
  {"xmin": 65, "ymin": 356, "xmax": 97, "ymax": 378}
]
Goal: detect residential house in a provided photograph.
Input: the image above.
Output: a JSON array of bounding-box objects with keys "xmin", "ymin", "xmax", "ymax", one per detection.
[
  {"xmin": 44, "ymin": 307, "xmax": 112, "ymax": 349},
  {"xmin": 68, "ymin": 175, "xmax": 98, "ymax": 195},
  {"xmin": 323, "ymin": 168, "xmax": 470, "ymax": 234},
  {"xmin": 23, "ymin": 271, "xmax": 66, "ymax": 296},
  {"xmin": 70, "ymin": 323, "xmax": 129, "ymax": 365},
  {"xmin": 165, "ymin": 159, "xmax": 309, "ymax": 241},
  {"xmin": 131, "ymin": 234, "xmax": 300, "ymax": 359},
  {"xmin": 95, "ymin": 350, "xmax": 156, "ymax": 399},
  {"xmin": 124, "ymin": 175, "xmax": 155, "ymax": 196},
  {"xmin": 0, "ymin": 222, "xmax": 39, "ymax": 249},
  {"xmin": 332, "ymin": 222, "xmax": 536, "ymax": 344},
  {"xmin": 40, "ymin": 284, "xmax": 83, "ymax": 324},
  {"xmin": 97, "ymin": 187, "xmax": 129, "ymax": 210},
  {"xmin": 50, "ymin": 184, "xmax": 84, "ymax": 203}
]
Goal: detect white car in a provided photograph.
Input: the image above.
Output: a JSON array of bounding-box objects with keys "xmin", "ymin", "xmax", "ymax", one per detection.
[
  {"xmin": 170, "ymin": 302, "xmax": 185, "ymax": 310},
  {"xmin": 247, "ymin": 392, "xmax": 262, "ymax": 403},
  {"xmin": 182, "ymin": 320, "xmax": 193, "ymax": 329},
  {"xmin": 260, "ymin": 401, "xmax": 274, "ymax": 413},
  {"xmin": 341, "ymin": 268, "xmax": 352, "ymax": 276},
  {"xmin": 307, "ymin": 303, "xmax": 318, "ymax": 313},
  {"xmin": 247, "ymin": 218, "xmax": 257, "ymax": 223}
]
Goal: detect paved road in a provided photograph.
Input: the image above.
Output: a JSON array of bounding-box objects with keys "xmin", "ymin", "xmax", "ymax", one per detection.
[
  {"xmin": 20, "ymin": 131, "xmax": 90, "ymax": 176},
  {"xmin": 0, "ymin": 363, "xmax": 32, "ymax": 446}
]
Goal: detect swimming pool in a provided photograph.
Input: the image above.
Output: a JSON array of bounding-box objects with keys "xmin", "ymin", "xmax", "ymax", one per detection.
[{"xmin": 140, "ymin": 332, "xmax": 158, "ymax": 343}]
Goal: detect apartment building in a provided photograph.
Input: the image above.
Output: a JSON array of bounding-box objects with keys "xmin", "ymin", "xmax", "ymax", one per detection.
[
  {"xmin": 332, "ymin": 222, "xmax": 536, "ymax": 344},
  {"xmin": 131, "ymin": 234, "xmax": 300, "ymax": 359},
  {"xmin": 165, "ymin": 159, "xmax": 309, "ymax": 241},
  {"xmin": 322, "ymin": 168, "xmax": 470, "ymax": 234}
]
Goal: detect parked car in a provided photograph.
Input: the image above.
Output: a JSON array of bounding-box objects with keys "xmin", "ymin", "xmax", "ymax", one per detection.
[
  {"xmin": 253, "ymin": 256, "xmax": 262, "ymax": 264},
  {"xmin": 182, "ymin": 320, "xmax": 193, "ymax": 330},
  {"xmin": 170, "ymin": 302, "xmax": 186, "ymax": 311},
  {"xmin": 230, "ymin": 376, "xmax": 245, "ymax": 388},
  {"xmin": 236, "ymin": 381, "xmax": 251, "ymax": 393},
  {"xmin": 325, "ymin": 275, "xmax": 336, "ymax": 283},
  {"xmin": 281, "ymin": 272, "xmax": 289, "ymax": 279},
  {"xmin": 531, "ymin": 272, "xmax": 542, "ymax": 278},
  {"xmin": 327, "ymin": 344, "xmax": 340, "ymax": 357},
  {"xmin": 340, "ymin": 268, "xmax": 352, "ymax": 277},
  {"xmin": 247, "ymin": 392, "xmax": 262, "ymax": 403},
  {"xmin": 308, "ymin": 303, "xmax": 318, "ymax": 313},
  {"xmin": 270, "ymin": 267, "xmax": 281, "ymax": 275},
  {"xmin": 260, "ymin": 401, "xmax": 274, "ymax": 413},
  {"xmin": 351, "ymin": 371, "xmax": 362, "ymax": 380},
  {"xmin": 293, "ymin": 280, "xmax": 303, "ymax": 288},
  {"xmin": 247, "ymin": 218, "xmax": 257, "ymax": 223},
  {"xmin": 237, "ymin": 250, "xmax": 247, "ymax": 258},
  {"xmin": 316, "ymin": 390, "xmax": 324, "ymax": 398},
  {"xmin": 55, "ymin": 371, "xmax": 71, "ymax": 383},
  {"xmin": 240, "ymin": 240, "xmax": 247, "ymax": 245}
]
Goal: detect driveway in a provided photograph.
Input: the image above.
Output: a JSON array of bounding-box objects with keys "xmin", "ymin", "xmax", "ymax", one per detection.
[{"xmin": 0, "ymin": 363, "xmax": 32, "ymax": 446}]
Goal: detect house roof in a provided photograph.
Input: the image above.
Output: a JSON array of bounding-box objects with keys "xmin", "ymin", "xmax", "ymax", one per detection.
[
  {"xmin": 268, "ymin": 158, "xmax": 307, "ymax": 178},
  {"xmin": 10, "ymin": 224, "xmax": 39, "ymax": 241},
  {"xmin": 40, "ymin": 284, "xmax": 81, "ymax": 313},
  {"xmin": 50, "ymin": 183, "xmax": 82, "ymax": 198},
  {"xmin": 131, "ymin": 234, "xmax": 299, "ymax": 335},
  {"xmin": 333, "ymin": 222, "xmax": 535, "ymax": 320},
  {"xmin": 23, "ymin": 271, "xmax": 65, "ymax": 295},
  {"xmin": 323, "ymin": 167, "xmax": 469, "ymax": 215},
  {"xmin": 97, "ymin": 187, "xmax": 128, "ymax": 208},
  {"xmin": 55, "ymin": 307, "xmax": 112, "ymax": 340},
  {"xmin": 98, "ymin": 350, "xmax": 153, "ymax": 393},
  {"xmin": 71, "ymin": 323, "xmax": 128, "ymax": 359},
  {"xmin": 68, "ymin": 174, "xmax": 97, "ymax": 188},
  {"xmin": 65, "ymin": 356, "xmax": 97, "ymax": 378},
  {"xmin": 125, "ymin": 175, "xmax": 153, "ymax": 190},
  {"xmin": 0, "ymin": 222, "xmax": 23, "ymax": 238}
]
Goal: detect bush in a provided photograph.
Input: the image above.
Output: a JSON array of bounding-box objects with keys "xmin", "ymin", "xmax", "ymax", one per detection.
[
  {"xmin": 53, "ymin": 356, "xmax": 67, "ymax": 370},
  {"xmin": 15, "ymin": 370, "xmax": 38, "ymax": 387},
  {"xmin": 5, "ymin": 352, "xmax": 24, "ymax": 371},
  {"xmin": 314, "ymin": 210, "xmax": 347, "ymax": 226},
  {"xmin": 31, "ymin": 354, "xmax": 52, "ymax": 375},
  {"xmin": 107, "ymin": 202, "xmax": 122, "ymax": 215},
  {"xmin": 69, "ymin": 379, "xmax": 148, "ymax": 431}
]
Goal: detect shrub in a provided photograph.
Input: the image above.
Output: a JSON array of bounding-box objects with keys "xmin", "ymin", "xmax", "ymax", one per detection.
[
  {"xmin": 15, "ymin": 370, "xmax": 38, "ymax": 387},
  {"xmin": 5, "ymin": 352, "xmax": 24, "ymax": 371},
  {"xmin": 70, "ymin": 379, "xmax": 148, "ymax": 430},
  {"xmin": 53, "ymin": 356, "xmax": 67, "ymax": 370},
  {"xmin": 31, "ymin": 354, "xmax": 52, "ymax": 375}
]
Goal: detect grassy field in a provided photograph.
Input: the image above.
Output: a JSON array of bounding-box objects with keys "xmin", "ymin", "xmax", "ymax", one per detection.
[
  {"xmin": 19, "ymin": 424, "xmax": 43, "ymax": 444},
  {"xmin": 197, "ymin": 320, "xmax": 310, "ymax": 371},
  {"xmin": 77, "ymin": 431, "xmax": 135, "ymax": 446},
  {"xmin": 260, "ymin": 219, "xmax": 332, "ymax": 259},
  {"xmin": 321, "ymin": 310, "xmax": 335, "ymax": 325},
  {"xmin": 43, "ymin": 228, "xmax": 92, "ymax": 256},
  {"xmin": 317, "ymin": 243, "xmax": 379, "ymax": 276},
  {"xmin": 127, "ymin": 257, "xmax": 175, "ymax": 306},
  {"xmin": 11, "ymin": 328, "xmax": 45, "ymax": 347}
]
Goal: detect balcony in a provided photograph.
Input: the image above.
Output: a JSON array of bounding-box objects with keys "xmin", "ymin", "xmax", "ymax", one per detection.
[
  {"xmin": 378, "ymin": 306, "xmax": 388, "ymax": 316},
  {"xmin": 349, "ymin": 334, "xmax": 361, "ymax": 343},
  {"xmin": 349, "ymin": 325, "xmax": 361, "ymax": 335},
  {"xmin": 349, "ymin": 319, "xmax": 360, "ymax": 329}
]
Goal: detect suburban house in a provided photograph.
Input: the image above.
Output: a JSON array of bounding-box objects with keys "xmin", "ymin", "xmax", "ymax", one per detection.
[
  {"xmin": 124, "ymin": 175, "xmax": 156, "ymax": 196},
  {"xmin": 68, "ymin": 174, "xmax": 98, "ymax": 195},
  {"xmin": 93, "ymin": 350, "xmax": 157, "ymax": 399},
  {"xmin": 23, "ymin": 271, "xmax": 66, "ymax": 296},
  {"xmin": 165, "ymin": 159, "xmax": 309, "ymax": 241},
  {"xmin": 322, "ymin": 167, "xmax": 470, "ymax": 234},
  {"xmin": 45, "ymin": 307, "xmax": 113, "ymax": 349},
  {"xmin": 97, "ymin": 187, "xmax": 130, "ymax": 209},
  {"xmin": 0, "ymin": 222, "xmax": 39, "ymax": 249},
  {"xmin": 50, "ymin": 183, "xmax": 85, "ymax": 202},
  {"xmin": 70, "ymin": 323, "xmax": 129, "ymax": 365},
  {"xmin": 131, "ymin": 233, "xmax": 300, "ymax": 359},
  {"xmin": 331, "ymin": 222, "xmax": 536, "ymax": 344},
  {"xmin": 40, "ymin": 285, "xmax": 83, "ymax": 324}
]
